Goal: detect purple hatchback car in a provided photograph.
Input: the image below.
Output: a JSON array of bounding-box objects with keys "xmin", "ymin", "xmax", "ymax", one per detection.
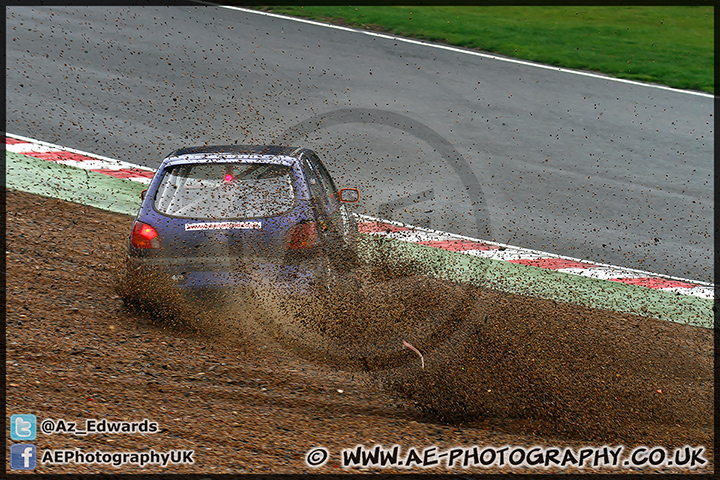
[{"xmin": 127, "ymin": 145, "xmax": 359, "ymax": 294}]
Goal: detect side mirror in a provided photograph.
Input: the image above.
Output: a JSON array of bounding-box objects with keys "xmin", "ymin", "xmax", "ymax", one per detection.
[
  {"xmin": 140, "ymin": 189, "xmax": 147, "ymax": 201},
  {"xmin": 339, "ymin": 188, "xmax": 359, "ymax": 203}
]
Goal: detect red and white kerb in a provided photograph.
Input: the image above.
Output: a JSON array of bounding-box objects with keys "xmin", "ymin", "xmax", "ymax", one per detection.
[{"xmin": 6, "ymin": 133, "xmax": 713, "ymax": 299}]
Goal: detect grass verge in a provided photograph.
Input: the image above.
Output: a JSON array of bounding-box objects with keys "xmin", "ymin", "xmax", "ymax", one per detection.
[{"xmin": 257, "ymin": 5, "xmax": 713, "ymax": 93}]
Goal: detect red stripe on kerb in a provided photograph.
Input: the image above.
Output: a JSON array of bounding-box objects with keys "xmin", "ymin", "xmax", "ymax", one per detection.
[
  {"xmin": 92, "ymin": 169, "xmax": 155, "ymax": 179},
  {"xmin": 418, "ymin": 240, "xmax": 499, "ymax": 251},
  {"xmin": 358, "ymin": 221, "xmax": 411, "ymax": 234},
  {"xmin": 509, "ymin": 258, "xmax": 593, "ymax": 269},
  {"xmin": 24, "ymin": 151, "xmax": 96, "ymax": 162},
  {"xmin": 5, "ymin": 137, "xmax": 29, "ymax": 145},
  {"xmin": 609, "ymin": 278, "xmax": 698, "ymax": 289}
]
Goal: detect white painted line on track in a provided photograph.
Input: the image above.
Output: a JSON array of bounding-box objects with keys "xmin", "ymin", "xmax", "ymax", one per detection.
[{"xmin": 205, "ymin": 3, "xmax": 714, "ymax": 99}]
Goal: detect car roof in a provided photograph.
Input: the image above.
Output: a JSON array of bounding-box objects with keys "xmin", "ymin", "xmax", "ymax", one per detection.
[
  {"xmin": 170, "ymin": 145, "xmax": 302, "ymax": 157},
  {"xmin": 161, "ymin": 145, "xmax": 311, "ymax": 168}
]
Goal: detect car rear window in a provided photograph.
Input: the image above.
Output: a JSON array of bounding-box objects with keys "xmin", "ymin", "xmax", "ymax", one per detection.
[{"xmin": 153, "ymin": 162, "xmax": 296, "ymax": 219}]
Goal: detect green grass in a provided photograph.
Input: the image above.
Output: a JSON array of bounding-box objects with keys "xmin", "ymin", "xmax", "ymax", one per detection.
[{"xmin": 259, "ymin": 6, "xmax": 713, "ymax": 93}]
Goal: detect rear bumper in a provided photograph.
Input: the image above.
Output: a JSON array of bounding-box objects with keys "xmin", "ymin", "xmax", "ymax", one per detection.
[{"xmin": 126, "ymin": 253, "xmax": 323, "ymax": 295}]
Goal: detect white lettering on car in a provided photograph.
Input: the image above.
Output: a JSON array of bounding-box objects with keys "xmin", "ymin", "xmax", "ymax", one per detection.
[{"xmin": 184, "ymin": 221, "xmax": 261, "ymax": 231}]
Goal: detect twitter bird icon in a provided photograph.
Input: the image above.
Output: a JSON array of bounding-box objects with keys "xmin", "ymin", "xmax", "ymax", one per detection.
[{"xmin": 11, "ymin": 414, "xmax": 37, "ymax": 440}]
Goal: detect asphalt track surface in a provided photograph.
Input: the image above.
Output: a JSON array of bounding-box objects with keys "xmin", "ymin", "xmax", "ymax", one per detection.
[{"xmin": 6, "ymin": 5, "xmax": 714, "ymax": 282}]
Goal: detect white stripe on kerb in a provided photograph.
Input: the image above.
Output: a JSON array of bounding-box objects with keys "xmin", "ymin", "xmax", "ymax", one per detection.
[
  {"xmin": 6, "ymin": 143, "xmax": 60, "ymax": 153},
  {"xmin": 468, "ymin": 250, "xmax": 546, "ymax": 262},
  {"xmin": 556, "ymin": 267, "xmax": 646, "ymax": 280},
  {"xmin": 374, "ymin": 231, "xmax": 459, "ymax": 243},
  {"xmin": 126, "ymin": 177, "xmax": 153, "ymax": 185},
  {"xmin": 54, "ymin": 160, "xmax": 123, "ymax": 170},
  {"xmin": 662, "ymin": 287, "xmax": 714, "ymax": 299}
]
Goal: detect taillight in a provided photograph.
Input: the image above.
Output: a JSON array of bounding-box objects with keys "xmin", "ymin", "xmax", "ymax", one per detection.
[
  {"xmin": 131, "ymin": 221, "xmax": 161, "ymax": 249},
  {"xmin": 286, "ymin": 221, "xmax": 318, "ymax": 250}
]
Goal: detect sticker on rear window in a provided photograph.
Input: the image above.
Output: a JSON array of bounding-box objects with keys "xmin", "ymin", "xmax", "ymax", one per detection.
[{"xmin": 185, "ymin": 221, "xmax": 261, "ymax": 231}]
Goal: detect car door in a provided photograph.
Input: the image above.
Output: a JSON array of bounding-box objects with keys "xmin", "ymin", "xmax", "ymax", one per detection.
[
  {"xmin": 311, "ymin": 154, "xmax": 358, "ymax": 238},
  {"xmin": 301, "ymin": 153, "xmax": 330, "ymax": 235}
]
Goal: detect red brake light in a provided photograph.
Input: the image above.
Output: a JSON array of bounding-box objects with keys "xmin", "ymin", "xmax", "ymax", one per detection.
[
  {"xmin": 286, "ymin": 221, "xmax": 318, "ymax": 250},
  {"xmin": 224, "ymin": 173, "xmax": 234, "ymax": 183},
  {"xmin": 131, "ymin": 221, "xmax": 161, "ymax": 249}
]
